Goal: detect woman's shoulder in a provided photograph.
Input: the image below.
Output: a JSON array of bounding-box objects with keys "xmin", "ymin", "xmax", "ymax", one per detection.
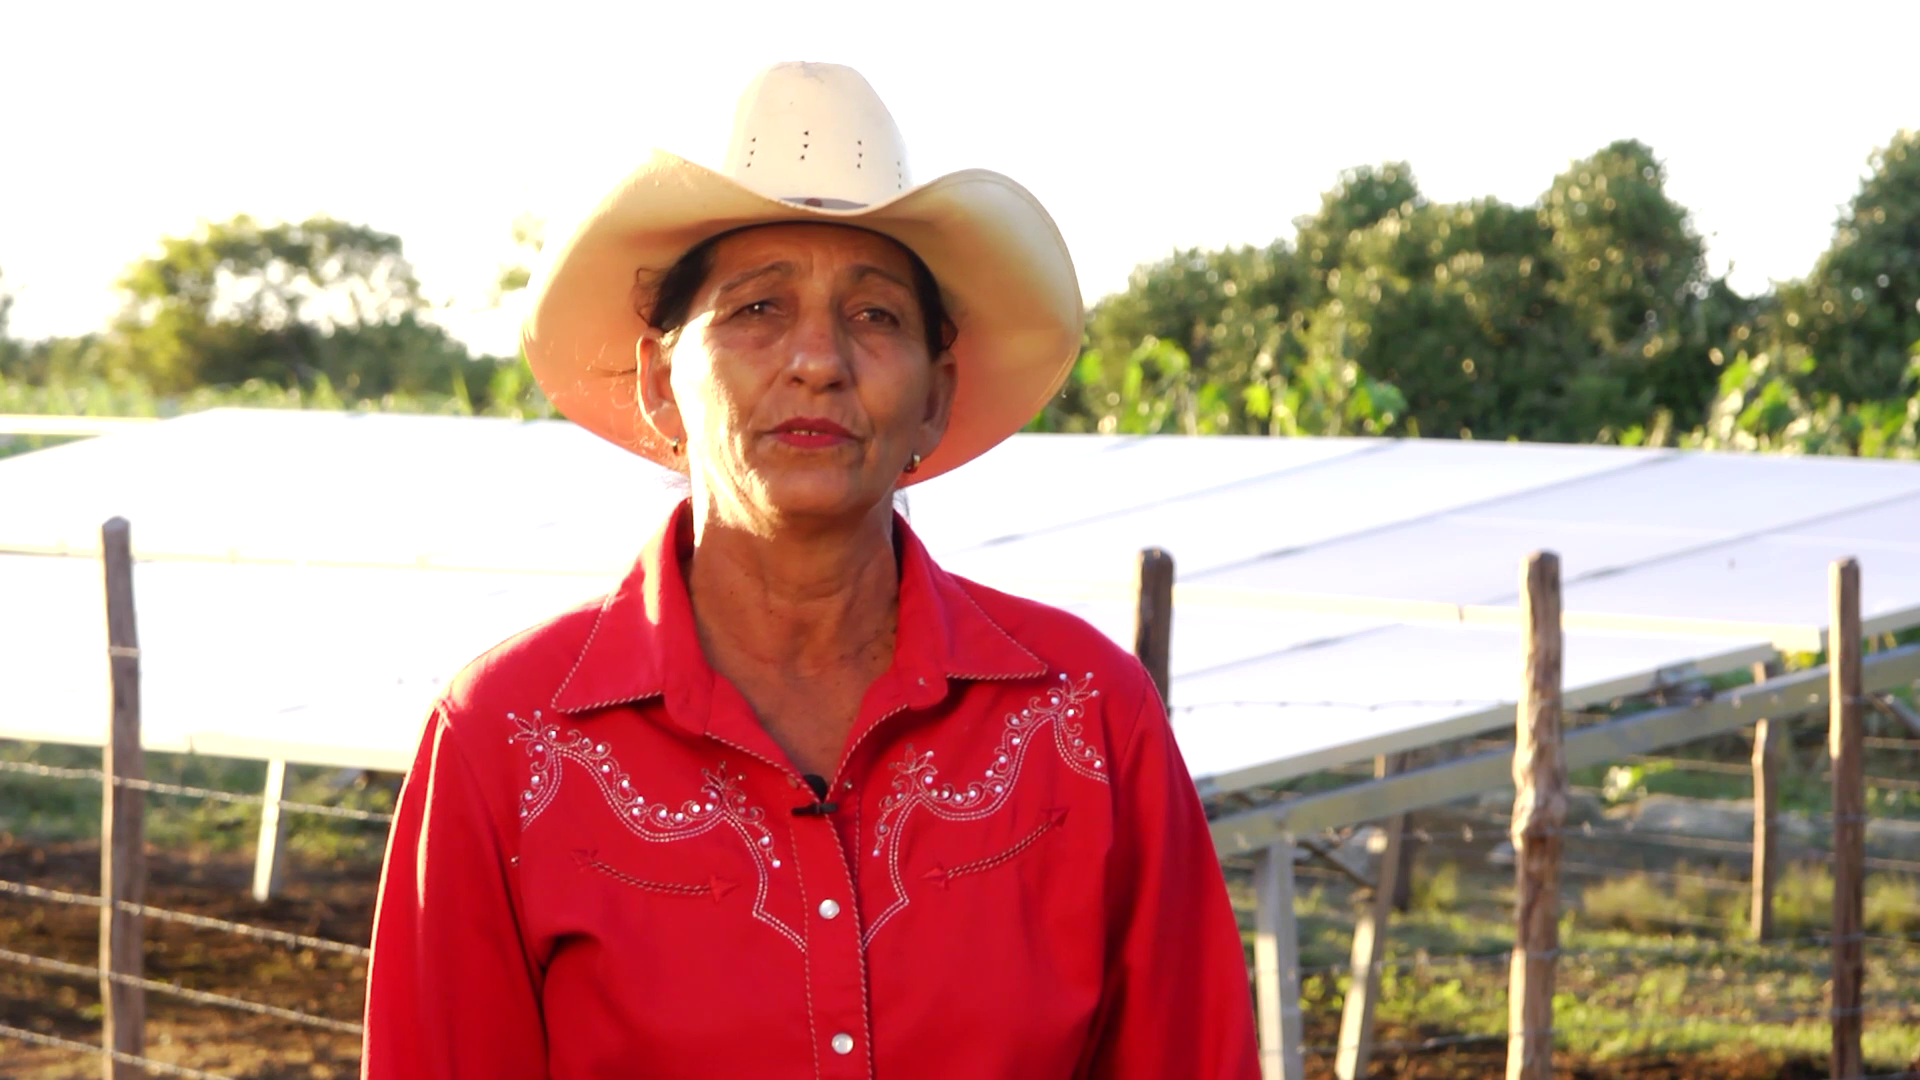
[
  {"xmin": 434, "ymin": 593, "xmax": 611, "ymax": 729},
  {"xmin": 946, "ymin": 573, "xmax": 1158, "ymax": 708}
]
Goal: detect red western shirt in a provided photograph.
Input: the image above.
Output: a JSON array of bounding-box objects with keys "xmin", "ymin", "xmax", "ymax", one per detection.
[{"xmin": 362, "ymin": 502, "xmax": 1259, "ymax": 1079}]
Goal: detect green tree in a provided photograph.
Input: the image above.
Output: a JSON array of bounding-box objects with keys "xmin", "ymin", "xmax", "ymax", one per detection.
[
  {"xmin": 113, "ymin": 214, "xmax": 483, "ymax": 399},
  {"xmin": 1305, "ymin": 197, "xmax": 1592, "ymax": 439},
  {"xmin": 1685, "ymin": 348, "xmax": 1919, "ymax": 458},
  {"xmin": 1772, "ymin": 129, "xmax": 1920, "ymax": 402},
  {"xmin": 1295, "ymin": 162, "xmax": 1425, "ymax": 298},
  {"xmin": 1059, "ymin": 147, "xmax": 1754, "ymax": 444},
  {"xmin": 1541, "ymin": 140, "xmax": 1720, "ymax": 422},
  {"xmin": 1045, "ymin": 340, "xmax": 1216, "ymax": 435},
  {"xmin": 1076, "ymin": 243, "xmax": 1309, "ymax": 433}
]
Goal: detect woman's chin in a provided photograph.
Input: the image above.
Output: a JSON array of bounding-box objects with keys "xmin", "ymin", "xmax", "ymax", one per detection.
[{"xmin": 750, "ymin": 469, "xmax": 893, "ymax": 522}]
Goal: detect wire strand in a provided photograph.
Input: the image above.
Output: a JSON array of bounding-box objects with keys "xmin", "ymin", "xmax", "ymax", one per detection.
[
  {"xmin": 0, "ymin": 1021, "xmax": 236, "ymax": 1080},
  {"xmin": 0, "ymin": 878, "xmax": 370, "ymax": 958},
  {"xmin": 0, "ymin": 946, "xmax": 364, "ymax": 1036},
  {"xmin": 0, "ymin": 759, "xmax": 395, "ymax": 823}
]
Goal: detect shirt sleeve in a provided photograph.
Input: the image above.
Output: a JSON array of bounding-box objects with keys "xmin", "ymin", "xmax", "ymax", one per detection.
[
  {"xmin": 361, "ymin": 704, "xmax": 549, "ymax": 1079},
  {"xmin": 1083, "ymin": 679, "xmax": 1262, "ymax": 1079}
]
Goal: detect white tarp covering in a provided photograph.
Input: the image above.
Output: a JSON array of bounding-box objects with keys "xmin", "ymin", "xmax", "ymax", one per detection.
[{"xmin": 3, "ymin": 410, "xmax": 1916, "ymax": 791}]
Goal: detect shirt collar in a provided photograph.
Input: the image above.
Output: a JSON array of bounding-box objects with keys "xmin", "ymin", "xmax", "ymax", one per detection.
[{"xmin": 549, "ymin": 499, "xmax": 1046, "ymax": 729}]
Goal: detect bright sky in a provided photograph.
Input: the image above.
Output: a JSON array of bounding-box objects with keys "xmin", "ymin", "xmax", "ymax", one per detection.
[{"xmin": 3, "ymin": 0, "xmax": 1915, "ymax": 358}]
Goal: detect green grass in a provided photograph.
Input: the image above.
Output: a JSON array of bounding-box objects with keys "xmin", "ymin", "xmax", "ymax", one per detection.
[
  {"xmin": 1580, "ymin": 861, "xmax": 1920, "ymax": 938},
  {"xmin": 0, "ymin": 740, "xmax": 398, "ymax": 864},
  {"xmin": 1233, "ymin": 853, "xmax": 1920, "ymax": 1069}
]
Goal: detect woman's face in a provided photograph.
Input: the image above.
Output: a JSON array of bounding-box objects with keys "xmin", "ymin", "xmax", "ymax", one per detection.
[{"xmin": 639, "ymin": 224, "xmax": 957, "ymax": 529}]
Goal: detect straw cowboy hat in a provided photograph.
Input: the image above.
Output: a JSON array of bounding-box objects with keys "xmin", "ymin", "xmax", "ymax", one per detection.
[{"xmin": 522, "ymin": 61, "xmax": 1084, "ymax": 485}]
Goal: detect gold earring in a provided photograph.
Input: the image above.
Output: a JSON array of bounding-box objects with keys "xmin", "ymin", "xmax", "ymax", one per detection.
[
  {"xmin": 903, "ymin": 452, "xmax": 922, "ymax": 475},
  {"xmin": 670, "ymin": 437, "xmax": 684, "ymax": 456}
]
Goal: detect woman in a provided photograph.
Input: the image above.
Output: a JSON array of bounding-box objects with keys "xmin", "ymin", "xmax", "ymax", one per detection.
[{"xmin": 362, "ymin": 62, "xmax": 1259, "ymax": 1079}]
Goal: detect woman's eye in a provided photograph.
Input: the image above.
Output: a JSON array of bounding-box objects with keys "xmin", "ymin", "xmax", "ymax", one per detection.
[
  {"xmin": 735, "ymin": 300, "xmax": 775, "ymax": 318},
  {"xmin": 855, "ymin": 306, "xmax": 901, "ymax": 326}
]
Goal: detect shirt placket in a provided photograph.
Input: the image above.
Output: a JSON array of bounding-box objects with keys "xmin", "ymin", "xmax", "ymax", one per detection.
[
  {"xmin": 695, "ymin": 718, "xmax": 884, "ymax": 1078},
  {"xmin": 786, "ymin": 798, "xmax": 873, "ymax": 1079},
  {"xmin": 791, "ymin": 673, "xmax": 948, "ymax": 1079}
]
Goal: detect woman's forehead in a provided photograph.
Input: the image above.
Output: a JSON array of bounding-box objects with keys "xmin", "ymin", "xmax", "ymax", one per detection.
[{"xmin": 707, "ymin": 223, "xmax": 918, "ymax": 282}]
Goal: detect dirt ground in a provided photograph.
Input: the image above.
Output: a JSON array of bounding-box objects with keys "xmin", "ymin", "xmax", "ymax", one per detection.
[
  {"xmin": 0, "ymin": 842, "xmax": 370, "ymax": 1080},
  {"xmin": 0, "ymin": 840, "xmax": 1893, "ymax": 1079}
]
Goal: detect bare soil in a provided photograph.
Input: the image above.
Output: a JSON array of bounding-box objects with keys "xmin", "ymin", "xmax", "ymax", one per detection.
[{"xmin": 0, "ymin": 842, "xmax": 370, "ymax": 1079}]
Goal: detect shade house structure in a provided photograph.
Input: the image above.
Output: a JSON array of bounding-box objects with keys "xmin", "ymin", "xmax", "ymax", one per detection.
[{"xmin": 4, "ymin": 409, "xmax": 1920, "ymax": 1077}]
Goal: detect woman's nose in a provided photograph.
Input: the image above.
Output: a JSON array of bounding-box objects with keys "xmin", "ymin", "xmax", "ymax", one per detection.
[{"xmin": 785, "ymin": 307, "xmax": 852, "ymax": 389}]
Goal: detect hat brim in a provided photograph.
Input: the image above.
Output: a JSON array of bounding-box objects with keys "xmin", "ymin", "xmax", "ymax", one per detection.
[{"xmin": 522, "ymin": 151, "xmax": 1084, "ymax": 486}]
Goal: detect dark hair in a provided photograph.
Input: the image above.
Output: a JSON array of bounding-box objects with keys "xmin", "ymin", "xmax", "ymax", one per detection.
[{"xmin": 636, "ymin": 226, "xmax": 956, "ymax": 358}]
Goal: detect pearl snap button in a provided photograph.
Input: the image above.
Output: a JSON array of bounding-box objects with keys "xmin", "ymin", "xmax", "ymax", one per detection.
[
  {"xmin": 831, "ymin": 1033, "xmax": 854, "ymax": 1055},
  {"xmin": 819, "ymin": 899, "xmax": 841, "ymax": 920}
]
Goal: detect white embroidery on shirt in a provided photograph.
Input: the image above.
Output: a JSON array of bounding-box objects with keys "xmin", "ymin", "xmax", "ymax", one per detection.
[
  {"xmin": 509, "ymin": 710, "xmax": 805, "ymax": 952},
  {"xmin": 862, "ymin": 672, "xmax": 1108, "ymax": 947}
]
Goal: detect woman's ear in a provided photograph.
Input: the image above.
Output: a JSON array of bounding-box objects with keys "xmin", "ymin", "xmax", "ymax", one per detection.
[
  {"xmin": 917, "ymin": 348, "xmax": 959, "ymax": 455},
  {"xmin": 636, "ymin": 329, "xmax": 684, "ymax": 446}
]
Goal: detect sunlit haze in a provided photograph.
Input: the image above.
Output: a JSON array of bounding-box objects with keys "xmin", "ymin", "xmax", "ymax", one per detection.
[{"xmin": 3, "ymin": 0, "xmax": 1915, "ymax": 357}]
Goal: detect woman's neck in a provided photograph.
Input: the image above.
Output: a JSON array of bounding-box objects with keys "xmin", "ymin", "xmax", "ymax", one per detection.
[{"xmin": 682, "ymin": 497, "xmax": 901, "ymax": 683}]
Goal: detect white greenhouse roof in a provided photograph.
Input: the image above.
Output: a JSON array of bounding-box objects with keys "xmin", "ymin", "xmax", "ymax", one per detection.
[{"xmin": 3, "ymin": 409, "xmax": 1919, "ymax": 791}]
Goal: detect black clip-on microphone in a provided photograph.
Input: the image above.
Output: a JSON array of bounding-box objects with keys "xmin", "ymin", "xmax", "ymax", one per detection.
[{"xmin": 792, "ymin": 773, "xmax": 840, "ymax": 817}]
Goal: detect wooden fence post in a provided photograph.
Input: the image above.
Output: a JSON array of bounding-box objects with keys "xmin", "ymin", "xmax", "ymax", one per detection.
[
  {"xmin": 1751, "ymin": 660, "xmax": 1783, "ymax": 942},
  {"xmin": 1830, "ymin": 558, "xmax": 1864, "ymax": 1080},
  {"xmin": 1507, "ymin": 551, "xmax": 1564, "ymax": 1080},
  {"xmin": 1334, "ymin": 753, "xmax": 1406, "ymax": 1080},
  {"xmin": 1133, "ymin": 548, "xmax": 1174, "ymax": 706},
  {"xmin": 100, "ymin": 518, "xmax": 146, "ymax": 1080},
  {"xmin": 1253, "ymin": 841, "xmax": 1306, "ymax": 1080}
]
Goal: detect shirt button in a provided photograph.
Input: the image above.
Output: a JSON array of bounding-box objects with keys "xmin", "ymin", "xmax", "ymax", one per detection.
[
  {"xmin": 831, "ymin": 1033, "xmax": 854, "ymax": 1055},
  {"xmin": 818, "ymin": 899, "xmax": 841, "ymax": 920}
]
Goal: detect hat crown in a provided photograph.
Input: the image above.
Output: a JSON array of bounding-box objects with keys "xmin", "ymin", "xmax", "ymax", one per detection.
[{"xmin": 721, "ymin": 62, "xmax": 910, "ymax": 209}]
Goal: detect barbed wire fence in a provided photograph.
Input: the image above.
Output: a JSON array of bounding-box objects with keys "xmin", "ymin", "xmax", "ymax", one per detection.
[
  {"xmin": 0, "ymin": 755, "xmax": 391, "ymax": 1079},
  {"xmin": 1205, "ymin": 686, "xmax": 1920, "ymax": 1078},
  {"xmin": 19, "ymin": 706, "xmax": 1907, "ymax": 1076},
  {"xmin": 8, "ymin": 699, "xmax": 1905, "ymax": 1076}
]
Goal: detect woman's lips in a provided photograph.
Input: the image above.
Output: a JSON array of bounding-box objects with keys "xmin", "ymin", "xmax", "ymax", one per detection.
[
  {"xmin": 769, "ymin": 419, "xmax": 854, "ymax": 449},
  {"xmin": 772, "ymin": 431, "xmax": 850, "ymax": 449}
]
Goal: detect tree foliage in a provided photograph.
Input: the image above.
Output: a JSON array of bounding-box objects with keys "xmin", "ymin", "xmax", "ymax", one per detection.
[
  {"xmin": 109, "ymin": 215, "xmax": 468, "ymax": 395},
  {"xmin": 1542, "ymin": 140, "xmax": 1717, "ymax": 420},
  {"xmin": 1767, "ymin": 129, "xmax": 1920, "ymax": 402},
  {"xmin": 1685, "ymin": 349, "xmax": 1919, "ymax": 458},
  {"xmin": 4, "ymin": 138, "xmax": 1917, "ymax": 464},
  {"xmin": 1, "ymin": 215, "xmax": 557, "ymax": 417},
  {"xmin": 1052, "ymin": 131, "xmax": 1917, "ymax": 457}
]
